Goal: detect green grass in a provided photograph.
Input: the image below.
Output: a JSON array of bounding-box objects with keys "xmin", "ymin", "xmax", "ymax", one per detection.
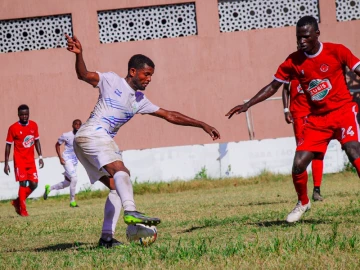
[{"xmin": 0, "ymin": 171, "xmax": 360, "ymax": 269}]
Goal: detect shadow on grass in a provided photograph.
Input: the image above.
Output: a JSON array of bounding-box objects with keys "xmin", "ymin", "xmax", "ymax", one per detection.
[
  {"xmin": 180, "ymin": 226, "xmax": 207, "ymax": 233},
  {"xmin": 243, "ymin": 200, "xmax": 289, "ymax": 207},
  {"xmin": 34, "ymin": 242, "xmax": 88, "ymax": 252},
  {"xmin": 180, "ymin": 218, "xmax": 333, "ymax": 233},
  {"xmin": 250, "ymin": 219, "xmax": 331, "ymax": 227}
]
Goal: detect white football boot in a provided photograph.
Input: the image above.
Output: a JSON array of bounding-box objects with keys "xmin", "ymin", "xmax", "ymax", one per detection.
[{"xmin": 286, "ymin": 200, "xmax": 311, "ymax": 223}]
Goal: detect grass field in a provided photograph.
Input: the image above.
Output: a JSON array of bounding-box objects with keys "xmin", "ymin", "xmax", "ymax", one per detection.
[{"xmin": 1, "ymin": 171, "xmax": 360, "ymax": 269}]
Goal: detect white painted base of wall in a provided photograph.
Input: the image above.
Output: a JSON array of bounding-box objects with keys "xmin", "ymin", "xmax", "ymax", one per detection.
[{"xmin": 0, "ymin": 137, "xmax": 345, "ymax": 200}]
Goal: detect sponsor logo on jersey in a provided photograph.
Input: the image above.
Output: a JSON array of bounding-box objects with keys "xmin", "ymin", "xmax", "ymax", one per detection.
[
  {"xmin": 307, "ymin": 79, "xmax": 332, "ymax": 101},
  {"xmin": 23, "ymin": 135, "xmax": 35, "ymax": 148},
  {"xmin": 320, "ymin": 64, "xmax": 329, "ymax": 72}
]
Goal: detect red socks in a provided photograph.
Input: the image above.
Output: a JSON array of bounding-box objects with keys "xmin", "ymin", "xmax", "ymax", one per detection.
[
  {"xmin": 292, "ymin": 171, "xmax": 309, "ymax": 205},
  {"xmin": 353, "ymin": 158, "xmax": 360, "ymax": 177},
  {"xmin": 312, "ymin": 159, "xmax": 323, "ymax": 187},
  {"xmin": 18, "ymin": 186, "xmax": 33, "ymax": 211}
]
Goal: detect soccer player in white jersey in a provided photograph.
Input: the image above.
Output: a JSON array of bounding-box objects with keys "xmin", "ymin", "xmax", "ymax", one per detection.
[
  {"xmin": 65, "ymin": 34, "xmax": 221, "ymax": 248},
  {"xmin": 43, "ymin": 119, "xmax": 82, "ymax": 207}
]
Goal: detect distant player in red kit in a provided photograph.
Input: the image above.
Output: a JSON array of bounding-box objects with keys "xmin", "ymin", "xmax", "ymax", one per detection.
[
  {"xmin": 282, "ymin": 78, "xmax": 325, "ymax": 202},
  {"xmin": 4, "ymin": 104, "xmax": 44, "ymax": 216},
  {"xmin": 226, "ymin": 16, "xmax": 360, "ymax": 223}
]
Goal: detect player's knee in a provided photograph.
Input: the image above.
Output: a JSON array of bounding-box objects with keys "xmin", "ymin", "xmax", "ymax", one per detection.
[
  {"xmin": 343, "ymin": 141, "xmax": 360, "ymax": 162},
  {"xmin": 29, "ymin": 181, "xmax": 38, "ymax": 191},
  {"xmin": 63, "ymin": 180, "xmax": 71, "ymax": 188},
  {"xmin": 292, "ymin": 158, "xmax": 308, "ymax": 174},
  {"xmin": 70, "ymin": 176, "xmax": 78, "ymax": 185},
  {"xmin": 292, "ymin": 151, "xmax": 313, "ymax": 174}
]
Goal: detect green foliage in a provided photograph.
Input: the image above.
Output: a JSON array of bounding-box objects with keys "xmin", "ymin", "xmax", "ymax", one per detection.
[
  {"xmin": 343, "ymin": 161, "xmax": 357, "ymax": 174},
  {"xmin": 194, "ymin": 166, "xmax": 208, "ymax": 179}
]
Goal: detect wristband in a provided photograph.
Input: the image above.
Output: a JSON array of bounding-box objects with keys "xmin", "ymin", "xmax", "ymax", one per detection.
[
  {"xmin": 283, "ymin": 108, "xmax": 290, "ymax": 113},
  {"xmin": 39, "ymin": 155, "xmax": 43, "ymax": 159}
]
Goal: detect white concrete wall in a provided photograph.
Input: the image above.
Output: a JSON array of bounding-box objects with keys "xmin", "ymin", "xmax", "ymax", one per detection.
[{"xmin": 0, "ymin": 137, "xmax": 345, "ymax": 200}]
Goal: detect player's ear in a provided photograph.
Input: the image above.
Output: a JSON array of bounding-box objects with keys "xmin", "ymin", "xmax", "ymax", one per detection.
[
  {"xmin": 128, "ymin": 68, "xmax": 137, "ymax": 77},
  {"xmin": 316, "ymin": 30, "xmax": 320, "ymax": 37}
]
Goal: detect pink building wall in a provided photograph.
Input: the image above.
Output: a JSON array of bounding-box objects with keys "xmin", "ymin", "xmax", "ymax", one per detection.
[{"xmin": 1, "ymin": 0, "xmax": 360, "ymax": 160}]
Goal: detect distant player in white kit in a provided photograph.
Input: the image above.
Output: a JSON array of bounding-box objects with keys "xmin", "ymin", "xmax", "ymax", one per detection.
[
  {"xmin": 43, "ymin": 119, "xmax": 82, "ymax": 207},
  {"xmin": 65, "ymin": 34, "xmax": 221, "ymax": 248}
]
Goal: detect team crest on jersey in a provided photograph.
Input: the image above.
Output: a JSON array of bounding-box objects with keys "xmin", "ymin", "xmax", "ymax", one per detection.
[
  {"xmin": 307, "ymin": 79, "xmax": 332, "ymax": 101},
  {"xmin": 297, "ymin": 84, "xmax": 304, "ymax": 93},
  {"xmin": 23, "ymin": 135, "xmax": 35, "ymax": 148},
  {"xmin": 320, "ymin": 64, "xmax": 329, "ymax": 72}
]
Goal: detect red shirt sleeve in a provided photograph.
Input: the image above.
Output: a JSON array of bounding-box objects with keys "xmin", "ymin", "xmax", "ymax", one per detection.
[
  {"xmin": 274, "ymin": 57, "xmax": 292, "ymax": 83},
  {"xmin": 34, "ymin": 122, "xmax": 40, "ymax": 140},
  {"xmin": 337, "ymin": 44, "xmax": 360, "ymax": 71},
  {"xmin": 6, "ymin": 126, "xmax": 14, "ymax": 144}
]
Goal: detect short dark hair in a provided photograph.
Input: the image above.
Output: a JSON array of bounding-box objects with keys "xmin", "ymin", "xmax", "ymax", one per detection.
[
  {"xmin": 128, "ymin": 54, "xmax": 155, "ymax": 71},
  {"xmin": 72, "ymin": 119, "xmax": 81, "ymax": 125},
  {"xmin": 296, "ymin": 16, "xmax": 319, "ymax": 31},
  {"xmin": 18, "ymin": 104, "xmax": 29, "ymax": 112}
]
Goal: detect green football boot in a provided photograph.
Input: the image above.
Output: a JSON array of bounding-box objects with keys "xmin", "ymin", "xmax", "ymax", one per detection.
[
  {"xmin": 70, "ymin": 201, "xmax": 79, "ymax": 208},
  {"xmin": 43, "ymin": 185, "xmax": 50, "ymax": 200},
  {"xmin": 123, "ymin": 211, "xmax": 161, "ymax": 225}
]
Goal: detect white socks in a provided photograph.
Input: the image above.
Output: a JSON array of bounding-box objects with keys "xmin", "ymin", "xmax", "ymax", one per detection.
[
  {"xmin": 101, "ymin": 190, "xmax": 121, "ymax": 241},
  {"xmin": 113, "ymin": 171, "xmax": 136, "ymax": 211},
  {"xmin": 50, "ymin": 177, "xmax": 77, "ymax": 202},
  {"xmin": 69, "ymin": 177, "xmax": 77, "ymax": 202},
  {"xmin": 51, "ymin": 180, "xmax": 70, "ymax": 190}
]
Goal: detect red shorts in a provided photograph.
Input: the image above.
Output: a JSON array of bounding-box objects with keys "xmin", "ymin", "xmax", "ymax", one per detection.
[
  {"xmin": 293, "ymin": 116, "xmax": 308, "ymax": 146},
  {"xmin": 297, "ymin": 102, "xmax": 360, "ymax": 154},
  {"xmin": 15, "ymin": 165, "xmax": 38, "ymax": 182}
]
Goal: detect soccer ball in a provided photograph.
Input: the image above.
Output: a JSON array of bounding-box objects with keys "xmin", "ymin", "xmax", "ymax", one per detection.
[{"xmin": 126, "ymin": 224, "xmax": 157, "ymax": 246}]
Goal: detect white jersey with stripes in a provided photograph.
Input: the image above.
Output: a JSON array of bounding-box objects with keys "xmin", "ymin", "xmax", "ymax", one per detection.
[{"xmin": 76, "ymin": 72, "xmax": 159, "ymax": 139}]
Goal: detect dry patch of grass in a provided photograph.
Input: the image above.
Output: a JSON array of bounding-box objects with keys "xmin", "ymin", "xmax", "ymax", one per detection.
[{"xmin": 0, "ymin": 171, "xmax": 359, "ymax": 269}]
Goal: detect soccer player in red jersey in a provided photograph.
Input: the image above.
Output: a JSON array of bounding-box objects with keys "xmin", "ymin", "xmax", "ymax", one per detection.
[
  {"xmin": 4, "ymin": 104, "xmax": 44, "ymax": 216},
  {"xmin": 282, "ymin": 79, "xmax": 325, "ymax": 201},
  {"xmin": 226, "ymin": 16, "xmax": 360, "ymax": 223}
]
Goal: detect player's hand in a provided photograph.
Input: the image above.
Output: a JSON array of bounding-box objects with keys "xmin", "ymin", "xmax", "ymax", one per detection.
[
  {"xmin": 4, "ymin": 164, "xmax": 10, "ymax": 175},
  {"xmin": 65, "ymin": 34, "xmax": 82, "ymax": 54},
  {"xmin": 60, "ymin": 158, "xmax": 66, "ymax": 165},
  {"xmin": 39, "ymin": 158, "xmax": 44, "ymax": 169},
  {"xmin": 202, "ymin": 124, "xmax": 221, "ymax": 140},
  {"xmin": 225, "ymin": 103, "xmax": 250, "ymax": 119},
  {"xmin": 285, "ymin": 112, "xmax": 293, "ymax": 124}
]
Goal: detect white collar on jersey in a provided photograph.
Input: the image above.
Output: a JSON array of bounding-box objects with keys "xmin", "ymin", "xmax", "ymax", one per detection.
[
  {"xmin": 304, "ymin": 42, "xmax": 323, "ymax": 58},
  {"xmin": 122, "ymin": 78, "xmax": 136, "ymax": 95}
]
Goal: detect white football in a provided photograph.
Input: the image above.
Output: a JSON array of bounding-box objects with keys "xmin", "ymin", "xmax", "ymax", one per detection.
[{"xmin": 126, "ymin": 224, "xmax": 157, "ymax": 246}]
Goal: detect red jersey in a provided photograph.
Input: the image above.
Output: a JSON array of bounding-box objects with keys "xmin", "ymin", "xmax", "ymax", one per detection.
[
  {"xmin": 289, "ymin": 79, "xmax": 311, "ymax": 118},
  {"xmin": 6, "ymin": 120, "xmax": 39, "ymax": 166},
  {"xmin": 275, "ymin": 42, "xmax": 360, "ymax": 114}
]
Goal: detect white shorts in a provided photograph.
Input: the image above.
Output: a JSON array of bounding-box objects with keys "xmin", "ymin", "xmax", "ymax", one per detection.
[
  {"xmin": 63, "ymin": 160, "xmax": 77, "ymax": 179},
  {"xmin": 73, "ymin": 135, "xmax": 123, "ymax": 184}
]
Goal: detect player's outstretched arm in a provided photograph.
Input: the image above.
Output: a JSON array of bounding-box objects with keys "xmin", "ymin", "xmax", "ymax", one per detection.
[
  {"xmin": 35, "ymin": 139, "xmax": 44, "ymax": 169},
  {"xmin": 282, "ymin": 83, "xmax": 293, "ymax": 124},
  {"xmin": 150, "ymin": 109, "xmax": 220, "ymax": 141},
  {"xmin": 4, "ymin": 144, "xmax": 11, "ymax": 175},
  {"xmin": 225, "ymin": 80, "xmax": 283, "ymax": 119},
  {"xmin": 55, "ymin": 142, "xmax": 65, "ymax": 165},
  {"xmin": 65, "ymin": 34, "xmax": 99, "ymax": 87}
]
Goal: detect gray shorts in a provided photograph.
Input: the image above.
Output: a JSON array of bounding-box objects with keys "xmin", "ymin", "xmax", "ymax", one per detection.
[{"xmin": 73, "ymin": 135, "xmax": 123, "ymax": 184}]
